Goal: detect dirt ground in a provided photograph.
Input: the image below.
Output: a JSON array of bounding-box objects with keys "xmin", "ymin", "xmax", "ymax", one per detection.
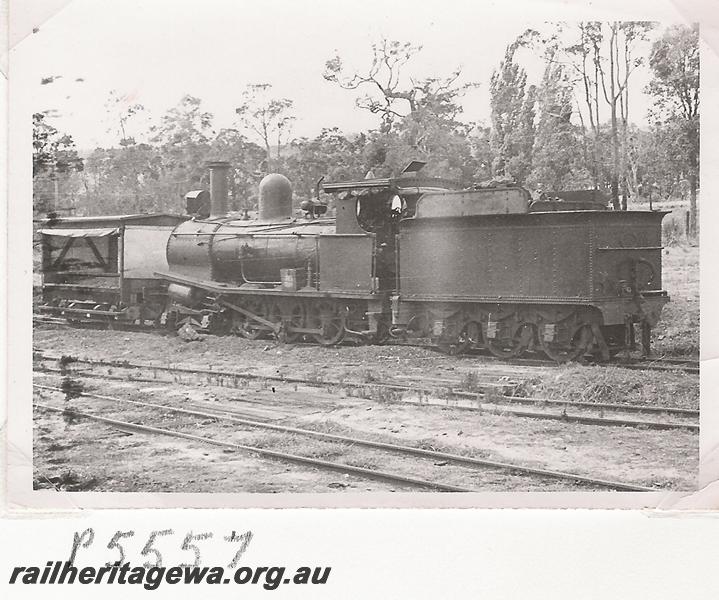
[{"xmin": 32, "ymin": 327, "xmax": 698, "ymax": 493}]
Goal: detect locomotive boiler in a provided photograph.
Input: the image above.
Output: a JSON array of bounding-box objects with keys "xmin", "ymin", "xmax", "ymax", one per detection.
[{"xmin": 156, "ymin": 160, "xmax": 670, "ymax": 361}]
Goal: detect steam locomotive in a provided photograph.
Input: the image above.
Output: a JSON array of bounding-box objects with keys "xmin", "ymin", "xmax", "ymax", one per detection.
[{"xmin": 37, "ymin": 160, "xmax": 670, "ymax": 362}]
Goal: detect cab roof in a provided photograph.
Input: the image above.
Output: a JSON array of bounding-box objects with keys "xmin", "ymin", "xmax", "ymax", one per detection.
[{"xmin": 321, "ymin": 175, "xmax": 462, "ymax": 195}]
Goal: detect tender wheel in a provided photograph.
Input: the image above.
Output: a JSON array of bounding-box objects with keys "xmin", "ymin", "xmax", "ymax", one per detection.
[
  {"xmin": 455, "ymin": 321, "xmax": 482, "ymax": 354},
  {"xmin": 540, "ymin": 323, "xmax": 594, "ymax": 363},
  {"xmin": 437, "ymin": 321, "xmax": 481, "ymax": 355},
  {"xmin": 486, "ymin": 322, "xmax": 533, "ymax": 359},
  {"xmin": 308, "ymin": 300, "xmax": 345, "ymax": 346}
]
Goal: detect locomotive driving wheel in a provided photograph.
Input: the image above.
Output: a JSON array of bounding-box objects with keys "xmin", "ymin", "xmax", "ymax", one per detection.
[
  {"xmin": 486, "ymin": 322, "xmax": 533, "ymax": 359},
  {"xmin": 539, "ymin": 323, "xmax": 594, "ymax": 363},
  {"xmin": 233, "ymin": 297, "xmax": 267, "ymax": 340},
  {"xmin": 308, "ymin": 300, "xmax": 345, "ymax": 346},
  {"xmin": 279, "ymin": 301, "xmax": 305, "ymax": 343}
]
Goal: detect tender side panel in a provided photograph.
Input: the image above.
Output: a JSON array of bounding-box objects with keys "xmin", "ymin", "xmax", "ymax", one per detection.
[
  {"xmin": 589, "ymin": 212, "xmax": 666, "ymax": 298},
  {"xmin": 319, "ymin": 234, "xmax": 375, "ymax": 293},
  {"xmin": 398, "ymin": 215, "xmax": 591, "ymax": 300}
]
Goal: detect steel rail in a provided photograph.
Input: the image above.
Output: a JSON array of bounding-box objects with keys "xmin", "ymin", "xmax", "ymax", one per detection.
[
  {"xmin": 444, "ymin": 389, "xmax": 699, "ymax": 418},
  {"xmin": 33, "ymin": 401, "xmax": 472, "ymax": 493},
  {"xmin": 465, "ymin": 351, "xmax": 700, "ymax": 375},
  {"xmin": 613, "ymin": 362, "xmax": 699, "ymax": 375},
  {"xmin": 34, "ymin": 354, "xmax": 699, "ymax": 426},
  {"xmin": 34, "ymin": 384, "xmax": 656, "ymax": 492}
]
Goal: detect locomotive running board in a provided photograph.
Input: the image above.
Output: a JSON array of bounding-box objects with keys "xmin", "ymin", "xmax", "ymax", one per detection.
[{"xmin": 154, "ymin": 271, "xmax": 381, "ymax": 300}]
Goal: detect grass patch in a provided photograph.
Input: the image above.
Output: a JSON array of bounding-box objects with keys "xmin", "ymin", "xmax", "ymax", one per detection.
[
  {"xmin": 459, "ymin": 371, "xmax": 480, "ymax": 393},
  {"xmin": 526, "ymin": 364, "xmax": 698, "ymax": 410},
  {"xmin": 654, "ymin": 245, "xmax": 699, "ymax": 356}
]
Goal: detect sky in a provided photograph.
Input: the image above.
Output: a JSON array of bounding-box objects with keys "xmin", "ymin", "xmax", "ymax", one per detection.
[{"xmin": 11, "ymin": 0, "xmax": 689, "ymax": 152}]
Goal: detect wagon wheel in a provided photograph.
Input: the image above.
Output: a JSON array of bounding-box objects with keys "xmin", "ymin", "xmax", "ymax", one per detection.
[
  {"xmin": 308, "ymin": 300, "xmax": 345, "ymax": 346},
  {"xmin": 234, "ymin": 297, "xmax": 268, "ymax": 340},
  {"xmin": 486, "ymin": 322, "xmax": 533, "ymax": 359},
  {"xmin": 64, "ymin": 301, "xmax": 84, "ymax": 324},
  {"xmin": 540, "ymin": 323, "xmax": 594, "ymax": 363},
  {"xmin": 279, "ymin": 301, "xmax": 306, "ymax": 343}
]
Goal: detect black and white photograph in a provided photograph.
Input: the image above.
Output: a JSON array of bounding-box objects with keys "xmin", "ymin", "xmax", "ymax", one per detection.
[{"xmin": 12, "ymin": 0, "xmax": 706, "ymax": 504}]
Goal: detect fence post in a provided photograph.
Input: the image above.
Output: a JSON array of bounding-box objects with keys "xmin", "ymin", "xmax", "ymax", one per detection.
[{"xmin": 686, "ymin": 210, "xmax": 690, "ymax": 241}]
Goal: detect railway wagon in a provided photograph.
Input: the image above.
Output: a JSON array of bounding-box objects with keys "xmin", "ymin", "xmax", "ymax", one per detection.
[{"xmin": 37, "ymin": 213, "xmax": 186, "ymax": 324}]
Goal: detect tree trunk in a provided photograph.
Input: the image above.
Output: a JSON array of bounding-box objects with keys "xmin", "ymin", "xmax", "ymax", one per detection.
[
  {"xmin": 689, "ymin": 172, "xmax": 698, "ymax": 239},
  {"xmin": 610, "ymin": 103, "xmax": 620, "ymax": 210},
  {"xmin": 608, "ymin": 28, "xmax": 620, "ymax": 210}
]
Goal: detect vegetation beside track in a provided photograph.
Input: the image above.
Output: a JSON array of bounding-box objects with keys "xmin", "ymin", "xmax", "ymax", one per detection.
[{"xmin": 515, "ymin": 363, "xmax": 698, "ymax": 411}]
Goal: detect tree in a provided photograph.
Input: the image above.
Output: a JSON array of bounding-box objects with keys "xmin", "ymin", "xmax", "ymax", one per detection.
[
  {"xmin": 104, "ymin": 89, "xmax": 145, "ymax": 146},
  {"xmin": 149, "ymin": 95, "xmax": 215, "ymax": 204},
  {"xmin": 323, "ymin": 40, "xmax": 424, "ymax": 132},
  {"xmin": 235, "ymin": 84, "xmax": 295, "ymax": 171},
  {"xmin": 207, "ymin": 128, "xmax": 266, "ymax": 211},
  {"xmin": 489, "ymin": 42, "xmax": 535, "ymax": 183},
  {"xmin": 324, "ymin": 38, "xmax": 478, "ymax": 181},
  {"xmin": 285, "ymin": 128, "xmax": 367, "ymax": 200},
  {"xmin": 552, "ymin": 22, "xmax": 654, "ymax": 207},
  {"xmin": 469, "ymin": 125, "xmax": 494, "ymax": 182},
  {"xmin": 81, "ymin": 143, "xmax": 165, "ymax": 214},
  {"xmin": 33, "ymin": 112, "xmax": 84, "ymax": 214},
  {"xmin": 151, "ymin": 94, "xmax": 213, "ymax": 146},
  {"xmin": 647, "ymin": 23, "xmax": 699, "ymax": 236},
  {"xmin": 529, "ymin": 61, "xmax": 587, "ymax": 190}
]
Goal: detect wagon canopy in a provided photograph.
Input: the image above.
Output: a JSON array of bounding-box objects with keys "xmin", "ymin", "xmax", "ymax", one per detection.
[{"xmin": 38, "ymin": 228, "xmax": 119, "ymax": 237}]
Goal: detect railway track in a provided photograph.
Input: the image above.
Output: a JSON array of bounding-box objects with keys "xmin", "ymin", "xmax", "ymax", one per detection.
[
  {"xmin": 33, "ymin": 317, "xmax": 699, "ymax": 374},
  {"xmin": 463, "ymin": 350, "xmax": 699, "ymax": 374},
  {"xmin": 34, "ymin": 353, "xmax": 699, "ymax": 432},
  {"xmin": 33, "ymin": 383, "xmax": 657, "ymax": 492}
]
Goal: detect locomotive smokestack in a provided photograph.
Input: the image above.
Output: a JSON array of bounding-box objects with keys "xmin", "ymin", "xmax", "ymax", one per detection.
[{"xmin": 207, "ymin": 161, "xmax": 231, "ymax": 218}]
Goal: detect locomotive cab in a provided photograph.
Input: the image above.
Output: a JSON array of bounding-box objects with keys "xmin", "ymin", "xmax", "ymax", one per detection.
[{"xmin": 321, "ymin": 162, "xmax": 463, "ymax": 291}]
